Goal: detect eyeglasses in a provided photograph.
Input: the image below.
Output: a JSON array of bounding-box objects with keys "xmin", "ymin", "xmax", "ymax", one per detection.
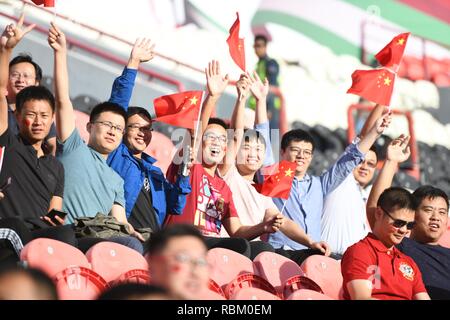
[
  {"xmin": 127, "ymin": 123, "xmax": 153, "ymax": 133},
  {"xmin": 172, "ymin": 253, "xmax": 209, "ymax": 269},
  {"xmin": 290, "ymin": 148, "xmax": 313, "ymax": 159},
  {"xmin": 203, "ymin": 132, "xmax": 227, "ymax": 144},
  {"xmin": 9, "ymin": 72, "xmax": 36, "ymax": 81},
  {"xmin": 380, "ymin": 207, "xmax": 416, "ymax": 230},
  {"xmin": 92, "ymin": 121, "xmax": 125, "ymax": 134}
]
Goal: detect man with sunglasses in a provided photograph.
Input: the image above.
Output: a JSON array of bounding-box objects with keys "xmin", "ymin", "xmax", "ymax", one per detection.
[
  {"xmin": 366, "ymin": 134, "xmax": 450, "ymax": 299},
  {"xmin": 342, "ymin": 186, "xmax": 430, "ymax": 300},
  {"xmin": 106, "ymin": 39, "xmax": 191, "ymax": 235}
]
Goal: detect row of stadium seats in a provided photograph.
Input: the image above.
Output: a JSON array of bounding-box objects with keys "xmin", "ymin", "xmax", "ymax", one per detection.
[{"xmin": 398, "ymin": 56, "xmax": 450, "ymax": 87}]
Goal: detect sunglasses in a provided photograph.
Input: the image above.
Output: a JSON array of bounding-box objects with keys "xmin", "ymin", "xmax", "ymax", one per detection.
[{"xmin": 380, "ymin": 207, "xmax": 416, "ymax": 230}]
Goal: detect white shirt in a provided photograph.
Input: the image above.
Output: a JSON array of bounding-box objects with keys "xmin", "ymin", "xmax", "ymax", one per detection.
[{"xmin": 321, "ymin": 174, "xmax": 369, "ymax": 255}]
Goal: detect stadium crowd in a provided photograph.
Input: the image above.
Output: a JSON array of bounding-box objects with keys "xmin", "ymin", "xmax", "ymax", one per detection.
[{"xmin": 0, "ymin": 14, "xmax": 448, "ymax": 300}]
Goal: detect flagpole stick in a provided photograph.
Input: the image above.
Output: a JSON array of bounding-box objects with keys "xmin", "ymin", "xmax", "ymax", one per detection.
[
  {"xmin": 280, "ymin": 199, "xmax": 287, "ymax": 215},
  {"xmin": 191, "ymin": 92, "xmax": 205, "ymax": 158}
]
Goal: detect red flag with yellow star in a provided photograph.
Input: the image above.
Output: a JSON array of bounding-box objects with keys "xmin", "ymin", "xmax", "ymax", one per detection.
[
  {"xmin": 347, "ymin": 69, "xmax": 395, "ymax": 106},
  {"xmin": 227, "ymin": 12, "xmax": 246, "ymax": 71},
  {"xmin": 31, "ymin": 0, "xmax": 55, "ymax": 7},
  {"xmin": 254, "ymin": 160, "xmax": 297, "ymax": 199},
  {"xmin": 153, "ymin": 91, "xmax": 204, "ymax": 129},
  {"xmin": 375, "ymin": 32, "xmax": 410, "ymax": 70}
]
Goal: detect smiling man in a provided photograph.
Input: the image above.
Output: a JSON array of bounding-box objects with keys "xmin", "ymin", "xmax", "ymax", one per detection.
[
  {"xmin": 342, "ymin": 187, "xmax": 430, "ymax": 300},
  {"xmin": 366, "ymin": 134, "xmax": 450, "ymax": 299}
]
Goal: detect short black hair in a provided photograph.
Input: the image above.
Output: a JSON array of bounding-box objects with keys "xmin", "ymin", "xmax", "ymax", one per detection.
[
  {"xmin": 9, "ymin": 54, "xmax": 43, "ymax": 82},
  {"xmin": 242, "ymin": 128, "xmax": 266, "ymax": 149},
  {"xmin": 281, "ymin": 129, "xmax": 315, "ymax": 152},
  {"xmin": 0, "ymin": 266, "xmax": 58, "ymax": 300},
  {"xmin": 126, "ymin": 106, "xmax": 152, "ymax": 122},
  {"xmin": 368, "ymin": 145, "xmax": 378, "ymax": 158},
  {"xmin": 15, "ymin": 86, "xmax": 55, "ymax": 114},
  {"xmin": 254, "ymin": 34, "xmax": 268, "ymax": 45},
  {"xmin": 208, "ymin": 117, "xmax": 229, "ymax": 130},
  {"xmin": 97, "ymin": 283, "xmax": 168, "ymax": 300},
  {"xmin": 413, "ymin": 185, "xmax": 449, "ymax": 210},
  {"xmin": 89, "ymin": 101, "xmax": 127, "ymax": 123},
  {"xmin": 377, "ymin": 187, "xmax": 416, "ymax": 212},
  {"xmin": 145, "ymin": 224, "xmax": 206, "ymax": 256}
]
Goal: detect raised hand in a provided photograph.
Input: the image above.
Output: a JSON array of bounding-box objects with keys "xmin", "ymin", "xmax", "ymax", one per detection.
[
  {"xmin": 373, "ymin": 111, "xmax": 392, "ymax": 135},
  {"xmin": 248, "ymin": 71, "xmax": 269, "ymax": 101},
  {"xmin": 47, "ymin": 22, "xmax": 66, "ymax": 52},
  {"xmin": 1, "ymin": 13, "xmax": 35, "ymax": 50},
  {"xmin": 387, "ymin": 134, "xmax": 411, "ymax": 163},
  {"xmin": 236, "ymin": 73, "xmax": 251, "ymax": 101},
  {"xmin": 130, "ymin": 38, "xmax": 155, "ymax": 64},
  {"xmin": 205, "ymin": 60, "xmax": 229, "ymax": 97}
]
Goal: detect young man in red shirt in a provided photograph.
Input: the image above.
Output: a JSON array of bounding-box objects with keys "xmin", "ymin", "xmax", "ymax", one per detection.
[
  {"xmin": 341, "ymin": 186, "xmax": 430, "ymax": 300},
  {"xmin": 165, "ymin": 61, "xmax": 283, "ymax": 258}
]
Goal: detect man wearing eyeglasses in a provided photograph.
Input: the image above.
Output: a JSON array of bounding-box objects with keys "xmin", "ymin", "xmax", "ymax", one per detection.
[
  {"xmin": 49, "ymin": 24, "xmax": 145, "ymax": 252},
  {"xmin": 267, "ymin": 112, "xmax": 392, "ymax": 255},
  {"xmin": 146, "ymin": 224, "xmax": 210, "ymax": 300},
  {"xmin": 366, "ymin": 134, "xmax": 450, "ymax": 299},
  {"xmin": 106, "ymin": 39, "xmax": 190, "ymax": 236},
  {"xmin": 342, "ymin": 187, "xmax": 430, "ymax": 300}
]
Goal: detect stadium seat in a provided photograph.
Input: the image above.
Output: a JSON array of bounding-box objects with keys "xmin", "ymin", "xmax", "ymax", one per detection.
[
  {"xmin": 86, "ymin": 242, "xmax": 150, "ymax": 284},
  {"xmin": 253, "ymin": 251, "xmax": 304, "ymax": 295},
  {"xmin": 20, "ymin": 238, "xmax": 108, "ymax": 300},
  {"xmin": 282, "ymin": 275, "xmax": 324, "ymax": 298},
  {"xmin": 208, "ymin": 279, "xmax": 226, "ymax": 298},
  {"xmin": 225, "ymin": 273, "xmax": 280, "ymax": 299},
  {"xmin": 230, "ymin": 287, "xmax": 281, "ymax": 300},
  {"xmin": 20, "ymin": 238, "xmax": 90, "ymax": 276},
  {"xmin": 206, "ymin": 248, "xmax": 254, "ymax": 290},
  {"xmin": 438, "ymin": 224, "xmax": 450, "ymax": 249},
  {"xmin": 286, "ymin": 289, "xmax": 334, "ymax": 300},
  {"xmin": 300, "ymin": 255, "xmax": 344, "ymax": 300},
  {"xmin": 72, "ymin": 95, "xmax": 100, "ymax": 114},
  {"xmin": 73, "ymin": 109, "xmax": 90, "ymax": 142},
  {"xmin": 194, "ymin": 280, "xmax": 227, "ymax": 300},
  {"xmin": 144, "ymin": 131, "xmax": 176, "ymax": 175}
]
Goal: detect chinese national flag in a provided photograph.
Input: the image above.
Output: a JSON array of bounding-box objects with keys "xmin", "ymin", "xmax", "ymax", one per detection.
[
  {"xmin": 375, "ymin": 32, "xmax": 410, "ymax": 70},
  {"xmin": 31, "ymin": 0, "xmax": 55, "ymax": 7},
  {"xmin": 153, "ymin": 91, "xmax": 204, "ymax": 130},
  {"xmin": 347, "ymin": 69, "xmax": 395, "ymax": 106},
  {"xmin": 254, "ymin": 161, "xmax": 297, "ymax": 199},
  {"xmin": 227, "ymin": 12, "xmax": 246, "ymax": 71}
]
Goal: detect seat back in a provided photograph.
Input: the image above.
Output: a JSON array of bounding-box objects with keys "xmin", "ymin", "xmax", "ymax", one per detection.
[
  {"xmin": 287, "ymin": 289, "xmax": 334, "ymax": 300},
  {"xmin": 20, "ymin": 238, "xmax": 90, "ymax": 277},
  {"xmin": 300, "ymin": 255, "xmax": 343, "ymax": 300},
  {"xmin": 225, "ymin": 273, "xmax": 280, "ymax": 299},
  {"xmin": 283, "ymin": 275, "xmax": 324, "ymax": 298},
  {"xmin": 55, "ymin": 266, "xmax": 108, "ymax": 300},
  {"xmin": 230, "ymin": 287, "xmax": 280, "ymax": 300},
  {"xmin": 86, "ymin": 242, "xmax": 149, "ymax": 283},
  {"xmin": 206, "ymin": 248, "xmax": 254, "ymax": 289},
  {"xmin": 438, "ymin": 224, "xmax": 450, "ymax": 248},
  {"xmin": 253, "ymin": 251, "xmax": 304, "ymax": 294}
]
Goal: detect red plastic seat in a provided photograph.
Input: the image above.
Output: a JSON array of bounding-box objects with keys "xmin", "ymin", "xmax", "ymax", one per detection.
[
  {"xmin": 283, "ymin": 275, "xmax": 324, "ymax": 298},
  {"xmin": 287, "ymin": 289, "xmax": 334, "ymax": 300},
  {"xmin": 86, "ymin": 242, "xmax": 150, "ymax": 284},
  {"xmin": 20, "ymin": 238, "xmax": 108, "ymax": 299},
  {"xmin": 230, "ymin": 287, "xmax": 280, "ymax": 300},
  {"xmin": 403, "ymin": 56, "xmax": 425, "ymax": 81},
  {"xmin": 55, "ymin": 266, "xmax": 108, "ymax": 300},
  {"xmin": 438, "ymin": 225, "xmax": 450, "ymax": 248},
  {"xmin": 225, "ymin": 273, "xmax": 280, "ymax": 299},
  {"xmin": 300, "ymin": 255, "xmax": 344, "ymax": 300},
  {"xmin": 206, "ymin": 248, "xmax": 254, "ymax": 290},
  {"xmin": 73, "ymin": 109, "xmax": 90, "ymax": 142},
  {"xmin": 144, "ymin": 131, "xmax": 176, "ymax": 175},
  {"xmin": 432, "ymin": 72, "xmax": 450, "ymax": 87},
  {"xmin": 20, "ymin": 238, "xmax": 90, "ymax": 277},
  {"xmin": 253, "ymin": 251, "xmax": 304, "ymax": 295}
]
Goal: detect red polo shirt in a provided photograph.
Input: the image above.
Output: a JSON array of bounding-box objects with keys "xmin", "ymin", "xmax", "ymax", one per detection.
[{"xmin": 341, "ymin": 233, "xmax": 427, "ymax": 300}]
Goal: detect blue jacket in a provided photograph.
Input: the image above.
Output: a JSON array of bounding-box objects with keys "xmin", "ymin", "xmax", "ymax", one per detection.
[{"xmin": 107, "ymin": 67, "xmax": 191, "ymax": 225}]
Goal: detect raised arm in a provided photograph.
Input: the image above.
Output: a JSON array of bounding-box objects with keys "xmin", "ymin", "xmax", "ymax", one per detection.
[
  {"xmin": 0, "ymin": 14, "xmax": 35, "ymax": 135},
  {"xmin": 219, "ymin": 74, "xmax": 250, "ymax": 176},
  {"xmin": 109, "ymin": 38, "xmax": 155, "ymax": 110},
  {"xmin": 223, "ymin": 210, "xmax": 283, "ymax": 241},
  {"xmin": 366, "ymin": 134, "xmax": 411, "ymax": 228},
  {"xmin": 320, "ymin": 112, "xmax": 391, "ymax": 196},
  {"xmin": 359, "ymin": 104, "xmax": 387, "ymax": 138},
  {"xmin": 48, "ymin": 23, "xmax": 74, "ymax": 142}
]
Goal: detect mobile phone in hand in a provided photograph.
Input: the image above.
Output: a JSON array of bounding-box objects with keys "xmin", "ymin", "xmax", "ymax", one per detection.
[
  {"xmin": 45, "ymin": 209, "xmax": 67, "ymax": 225},
  {"xmin": 0, "ymin": 177, "xmax": 12, "ymax": 192}
]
